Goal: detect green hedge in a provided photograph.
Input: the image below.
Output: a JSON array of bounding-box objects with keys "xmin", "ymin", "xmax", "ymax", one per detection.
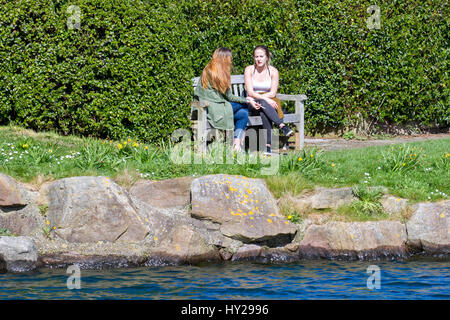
[
  {"xmin": 0, "ymin": 0, "xmax": 194, "ymax": 142},
  {"xmin": 0, "ymin": 0, "xmax": 448, "ymax": 142}
]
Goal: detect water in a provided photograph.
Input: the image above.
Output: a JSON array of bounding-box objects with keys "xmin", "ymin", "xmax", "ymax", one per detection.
[{"xmin": 1, "ymin": 258, "xmax": 449, "ymax": 299}]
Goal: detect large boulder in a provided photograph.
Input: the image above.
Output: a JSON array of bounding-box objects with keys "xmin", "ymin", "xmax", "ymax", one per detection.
[
  {"xmin": 130, "ymin": 176, "xmax": 194, "ymax": 209},
  {"xmin": 190, "ymin": 174, "xmax": 296, "ymax": 246},
  {"xmin": 299, "ymin": 221, "xmax": 408, "ymax": 260},
  {"xmin": 0, "ymin": 236, "xmax": 38, "ymax": 272},
  {"xmin": 147, "ymin": 224, "xmax": 220, "ymax": 265},
  {"xmin": 130, "ymin": 196, "xmax": 224, "ymax": 265},
  {"xmin": 0, "ymin": 205, "xmax": 44, "ymax": 238},
  {"xmin": 0, "ymin": 174, "xmax": 44, "ymax": 238},
  {"xmin": 46, "ymin": 176, "xmax": 150, "ymax": 243},
  {"xmin": 0, "ymin": 173, "xmax": 40, "ymax": 207},
  {"xmin": 231, "ymin": 244, "xmax": 262, "ymax": 261},
  {"xmin": 406, "ymin": 201, "xmax": 450, "ymax": 254},
  {"xmin": 380, "ymin": 195, "xmax": 408, "ymax": 215},
  {"xmin": 310, "ymin": 187, "xmax": 356, "ymax": 209},
  {"xmin": 231, "ymin": 243, "xmax": 300, "ymax": 263},
  {"xmin": 0, "ymin": 174, "xmax": 26, "ymax": 207}
]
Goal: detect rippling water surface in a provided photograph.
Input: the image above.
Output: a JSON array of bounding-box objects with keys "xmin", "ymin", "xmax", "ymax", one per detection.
[{"xmin": 1, "ymin": 258, "xmax": 449, "ymax": 299}]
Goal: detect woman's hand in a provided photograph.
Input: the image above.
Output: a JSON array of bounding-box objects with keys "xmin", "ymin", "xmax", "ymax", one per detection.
[
  {"xmin": 248, "ymin": 100, "xmax": 261, "ymax": 110},
  {"xmin": 265, "ymin": 98, "xmax": 279, "ymax": 110},
  {"xmin": 265, "ymin": 97, "xmax": 279, "ymax": 109}
]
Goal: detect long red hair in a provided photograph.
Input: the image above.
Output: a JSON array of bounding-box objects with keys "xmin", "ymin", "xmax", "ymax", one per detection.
[{"xmin": 201, "ymin": 47, "xmax": 232, "ymax": 95}]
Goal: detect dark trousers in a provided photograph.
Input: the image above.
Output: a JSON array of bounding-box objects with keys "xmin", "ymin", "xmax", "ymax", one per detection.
[{"xmin": 253, "ymin": 99, "xmax": 283, "ymax": 145}]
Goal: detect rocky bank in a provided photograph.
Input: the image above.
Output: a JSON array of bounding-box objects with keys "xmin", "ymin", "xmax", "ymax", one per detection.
[{"xmin": 0, "ymin": 173, "xmax": 448, "ymax": 272}]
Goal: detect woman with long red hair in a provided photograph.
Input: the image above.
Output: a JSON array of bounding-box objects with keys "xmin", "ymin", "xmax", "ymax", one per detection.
[{"xmin": 195, "ymin": 47, "xmax": 260, "ymax": 151}]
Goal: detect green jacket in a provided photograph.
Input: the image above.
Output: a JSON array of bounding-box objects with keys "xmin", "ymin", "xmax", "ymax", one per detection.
[{"xmin": 194, "ymin": 80, "xmax": 247, "ymax": 130}]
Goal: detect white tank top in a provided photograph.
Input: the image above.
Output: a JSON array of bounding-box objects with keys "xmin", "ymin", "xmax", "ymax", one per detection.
[{"xmin": 252, "ymin": 66, "xmax": 271, "ymax": 92}]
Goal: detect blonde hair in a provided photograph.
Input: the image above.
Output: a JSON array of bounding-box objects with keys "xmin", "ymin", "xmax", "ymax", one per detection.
[{"xmin": 201, "ymin": 47, "xmax": 232, "ymax": 94}]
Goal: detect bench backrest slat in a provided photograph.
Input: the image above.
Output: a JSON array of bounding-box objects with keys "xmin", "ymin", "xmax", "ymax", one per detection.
[{"xmin": 193, "ymin": 76, "xmax": 246, "ymax": 97}]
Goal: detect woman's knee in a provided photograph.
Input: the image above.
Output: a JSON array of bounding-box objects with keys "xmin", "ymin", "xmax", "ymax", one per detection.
[
  {"xmin": 235, "ymin": 108, "xmax": 249, "ymax": 120},
  {"xmin": 231, "ymin": 102, "xmax": 247, "ymax": 113}
]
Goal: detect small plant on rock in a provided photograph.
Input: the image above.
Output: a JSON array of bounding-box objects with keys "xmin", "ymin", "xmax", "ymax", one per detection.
[
  {"xmin": 351, "ymin": 184, "xmax": 384, "ymax": 217},
  {"xmin": 0, "ymin": 228, "xmax": 14, "ymax": 236}
]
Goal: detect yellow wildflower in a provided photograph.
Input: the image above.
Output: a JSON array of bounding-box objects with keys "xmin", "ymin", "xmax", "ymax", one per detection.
[
  {"xmin": 298, "ymin": 157, "xmax": 303, "ymax": 161},
  {"xmin": 117, "ymin": 143, "xmax": 123, "ymax": 149}
]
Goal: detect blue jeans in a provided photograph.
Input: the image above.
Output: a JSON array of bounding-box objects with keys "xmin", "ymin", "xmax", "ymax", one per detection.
[{"xmin": 230, "ymin": 102, "xmax": 249, "ymax": 139}]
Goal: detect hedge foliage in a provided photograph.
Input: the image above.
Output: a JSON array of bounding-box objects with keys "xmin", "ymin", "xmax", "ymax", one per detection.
[
  {"xmin": 0, "ymin": 0, "xmax": 448, "ymax": 142},
  {"xmin": 0, "ymin": 0, "xmax": 194, "ymax": 142}
]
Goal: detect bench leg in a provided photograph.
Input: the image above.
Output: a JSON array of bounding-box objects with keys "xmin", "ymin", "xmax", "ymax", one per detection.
[
  {"xmin": 195, "ymin": 107, "xmax": 207, "ymax": 154},
  {"xmin": 295, "ymin": 100, "xmax": 305, "ymax": 150}
]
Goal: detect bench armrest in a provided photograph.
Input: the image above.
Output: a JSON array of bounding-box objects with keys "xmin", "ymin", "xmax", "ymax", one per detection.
[
  {"xmin": 191, "ymin": 100, "xmax": 210, "ymax": 109},
  {"xmin": 276, "ymin": 94, "xmax": 307, "ymax": 102}
]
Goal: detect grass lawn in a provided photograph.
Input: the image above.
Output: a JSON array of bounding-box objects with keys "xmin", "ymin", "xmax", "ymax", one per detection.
[{"xmin": 0, "ymin": 125, "xmax": 448, "ymax": 221}]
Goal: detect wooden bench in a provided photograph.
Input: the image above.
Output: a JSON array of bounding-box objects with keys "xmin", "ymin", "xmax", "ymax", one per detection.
[{"xmin": 191, "ymin": 75, "xmax": 307, "ymax": 153}]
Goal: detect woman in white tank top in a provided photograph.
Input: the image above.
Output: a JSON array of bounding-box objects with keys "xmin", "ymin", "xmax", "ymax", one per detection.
[{"xmin": 244, "ymin": 45, "xmax": 293, "ymax": 154}]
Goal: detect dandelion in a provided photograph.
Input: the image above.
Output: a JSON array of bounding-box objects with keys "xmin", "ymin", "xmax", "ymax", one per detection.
[
  {"xmin": 132, "ymin": 142, "xmax": 138, "ymax": 147},
  {"xmin": 298, "ymin": 157, "xmax": 303, "ymax": 161},
  {"xmin": 22, "ymin": 144, "xmax": 28, "ymax": 149},
  {"xmin": 144, "ymin": 146, "xmax": 149, "ymax": 150},
  {"xmin": 117, "ymin": 143, "xmax": 123, "ymax": 150},
  {"xmin": 288, "ymin": 215, "xmax": 292, "ymax": 220},
  {"xmin": 402, "ymin": 163, "xmax": 406, "ymax": 166},
  {"xmin": 331, "ymin": 163, "xmax": 335, "ymax": 167}
]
